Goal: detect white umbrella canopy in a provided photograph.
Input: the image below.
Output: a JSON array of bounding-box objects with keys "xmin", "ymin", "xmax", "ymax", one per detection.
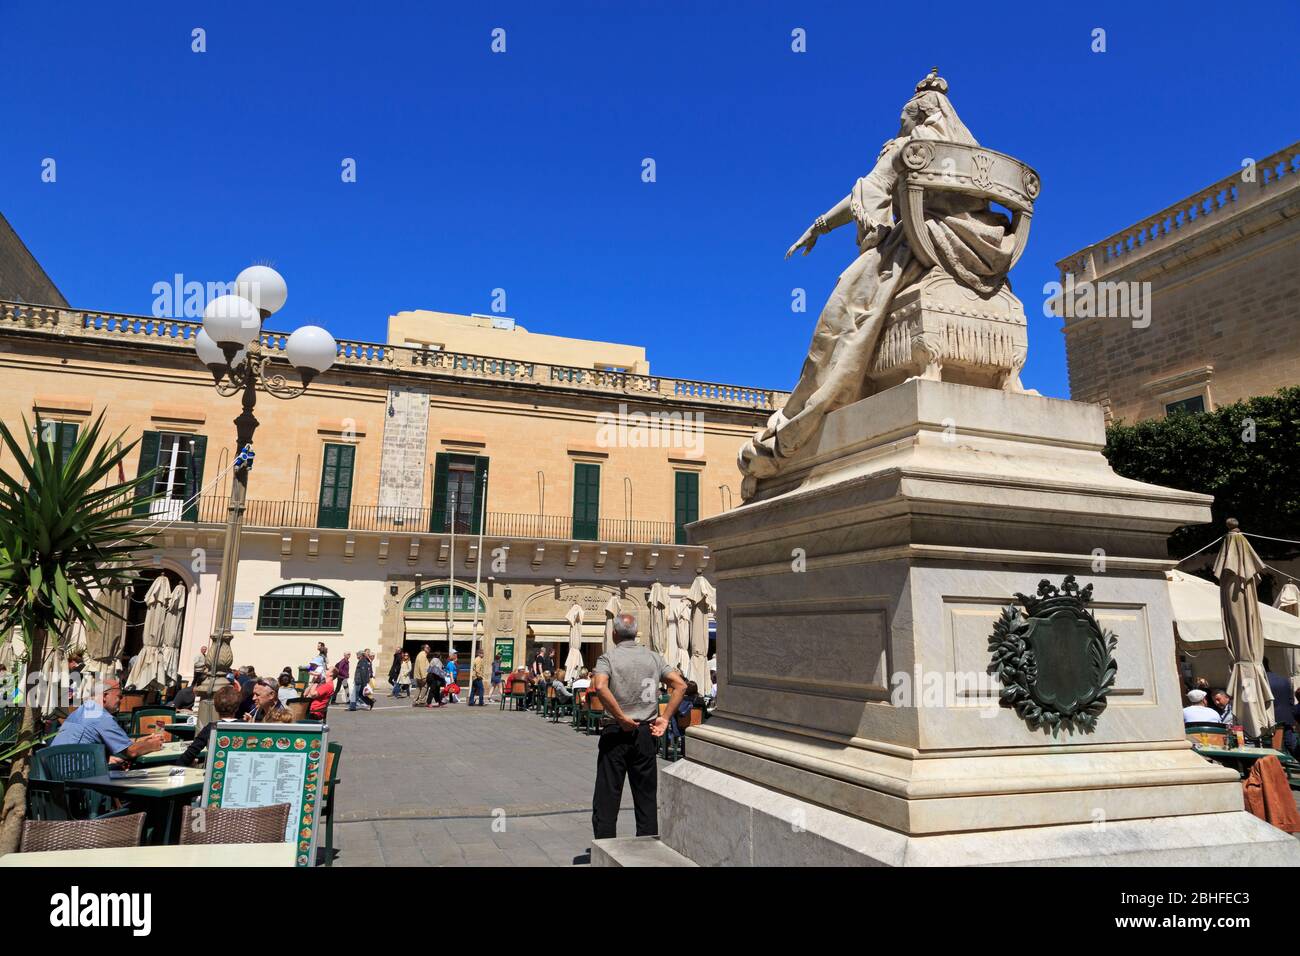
[
  {"xmin": 686, "ymin": 575, "xmax": 715, "ymax": 692},
  {"xmin": 648, "ymin": 582, "xmax": 669, "ymax": 656},
  {"xmin": 125, "ymin": 575, "xmax": 172, "ymax": 691},
  {"xmin": 1275, "ymin": 582, "xmax": 1300, "ymax": 617},
  {"xmin": 1167, "ymin": 571, "xmax": 1300, "ymax": 647},
  {"xmin": 1213, "ymin": 528, "xmax": 1273, "ymax": 738},
  {"xmin": 564, "ymin": 603, "xmax": 585, "ymax": 675},
  {"xmin": 603, "ymin": 594, "xmax": 621, "ymax": 654}
]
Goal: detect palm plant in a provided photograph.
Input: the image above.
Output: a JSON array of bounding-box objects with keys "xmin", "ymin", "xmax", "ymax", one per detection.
[{"xmin": 0, "ymin": 413, "xmax": 157, "ymax": 852}]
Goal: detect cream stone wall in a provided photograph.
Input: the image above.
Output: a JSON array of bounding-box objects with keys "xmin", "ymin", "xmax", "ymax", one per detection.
[
  {"xmin": 389, "ymin": 310, "xmax": 649, "ymax": 373},
  {"xmin": 0, "ymin": 304, "xmax": 777, "ymax": 680},
  {"xmin": 1058, "ymin": 143, "xmax": 1300, "ymax": 423},
  {"xmin": 0, "ymin": 333, "xmax": 754, "ymax": 525}
]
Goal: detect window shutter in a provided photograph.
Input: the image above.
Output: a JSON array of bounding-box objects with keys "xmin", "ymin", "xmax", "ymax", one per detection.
[
  {"xmin": 183, "ymin": 434, "xmax": 207, "ymax": 522},
  {"xmin": 675, "ymin": 471, "xmax": 699, "ymax": 545},
  {"xmin": 430, "ymin": 453, "xmax": 450, "ymax": 532},
  {"xmin": 57, "ymin": 423, "xmax": 79, "ymax": 469},
  {"xmin": 134, "ymin": 431, "xmax": 160, "ymax": 516},
  {"xmin": 572, "ymin": 463, "xmax": 600, "ymax": 540},
  {"xmin": 471, "ymin": 456, "xmax": 489, "ymax": 535}
]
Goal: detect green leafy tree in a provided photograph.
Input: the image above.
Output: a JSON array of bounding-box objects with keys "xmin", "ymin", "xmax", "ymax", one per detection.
[
  {"xmin": 0, "ymin": 413, "xmax": 155, "ymax": 852},
  {"xmin": 1104, "ymin": 386, "xmax": 1300, "ymax": 572}
]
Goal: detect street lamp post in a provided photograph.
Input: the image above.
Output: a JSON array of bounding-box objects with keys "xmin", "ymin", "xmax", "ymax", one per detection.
[{"xmin": 193, "ymin": 266, "xmax": 336, "ymax": 723}]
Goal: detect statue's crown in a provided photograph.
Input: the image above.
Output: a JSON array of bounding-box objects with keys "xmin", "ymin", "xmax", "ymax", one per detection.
[{"xmin": 915, "ymin": 67, "xmax": 948, "ymax": 94}]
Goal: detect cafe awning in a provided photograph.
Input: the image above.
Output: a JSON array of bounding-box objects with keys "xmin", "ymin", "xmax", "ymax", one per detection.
[{"xmin": 1167, "ymin": 570, "xmax": 1300, "ymax": 648}]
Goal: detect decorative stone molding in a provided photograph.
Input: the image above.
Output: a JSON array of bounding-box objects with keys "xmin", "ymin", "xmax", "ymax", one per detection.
[{"xmin": 33, "ymin": 394, "xmax": 93, "ymax": 416}]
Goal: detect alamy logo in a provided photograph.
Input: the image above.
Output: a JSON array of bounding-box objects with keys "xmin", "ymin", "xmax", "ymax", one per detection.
[
  {"xmin": 49, "ymin": 886, "xmax": 152, "ymax": 936},
  {"xmin": 1042, "ymin": 273, "xmax": 1152, "ymax": 329}
]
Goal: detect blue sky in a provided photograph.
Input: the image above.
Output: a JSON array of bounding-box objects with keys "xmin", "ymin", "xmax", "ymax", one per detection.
[{"xmin": 2, "ymin": 0, "xmax": 1295, "ymax": 398}]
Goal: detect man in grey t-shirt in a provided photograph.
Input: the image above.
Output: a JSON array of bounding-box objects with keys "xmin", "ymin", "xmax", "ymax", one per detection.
[{"xmin": 590, "ymin": 612, "xmax": 688, "ymax": 840}]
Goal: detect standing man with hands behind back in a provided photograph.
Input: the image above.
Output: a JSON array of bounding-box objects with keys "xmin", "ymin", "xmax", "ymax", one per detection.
[{"xmin": 590, "ymin": 612, "xmax": 687, "ymax": 840}]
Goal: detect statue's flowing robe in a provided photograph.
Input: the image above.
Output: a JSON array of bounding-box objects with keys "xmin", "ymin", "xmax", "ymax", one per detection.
[{"xmin": 739, "ymin": 98, "xmax": 1017, "ymax": 494}]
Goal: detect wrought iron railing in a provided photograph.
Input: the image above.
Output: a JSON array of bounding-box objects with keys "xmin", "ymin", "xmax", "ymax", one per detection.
[{"xmin": 180, "ymin": 496, "xmax": 680, "ymax": 545}]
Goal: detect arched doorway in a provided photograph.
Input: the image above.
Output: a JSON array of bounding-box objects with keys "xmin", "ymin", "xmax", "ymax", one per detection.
[{"xmin": 402, "ymin": 583, "xmax": 487, "ymax": 666}]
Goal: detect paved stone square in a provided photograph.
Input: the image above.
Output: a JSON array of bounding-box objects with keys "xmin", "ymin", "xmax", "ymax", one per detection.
[{"xmin": 325, "ymin": 694, "xmax": 642, "ymax": 866}]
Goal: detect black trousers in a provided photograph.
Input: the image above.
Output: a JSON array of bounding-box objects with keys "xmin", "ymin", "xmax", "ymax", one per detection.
[
  {"xmin": 426, "ymin": 676, "xmax": 444, "ymax": 704},
  {"xmin": 591, "ymin": 721, "xmax": 657, "ymax": 839}
]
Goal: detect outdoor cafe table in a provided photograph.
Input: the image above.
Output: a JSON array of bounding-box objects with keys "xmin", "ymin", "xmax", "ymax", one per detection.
[
  {"xmin": 134, "ymin": 740, "xmax": 201, "ymax": 767},
  {"xmin": 71, "ymin": 766, "xmax": 205, "ymax": 845},
  {"xmin": 163, "ymin": 722, "xmax": 196, "ymax": 741},
  {"xmin": 0, "ymin": 842, "xmax": 295, "ymax": 867}
]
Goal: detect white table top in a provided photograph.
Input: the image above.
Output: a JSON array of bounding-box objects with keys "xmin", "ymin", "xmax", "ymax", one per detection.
[{"xmin": 1, "ymin": 841, "xmax": 297, "ymax": 867}]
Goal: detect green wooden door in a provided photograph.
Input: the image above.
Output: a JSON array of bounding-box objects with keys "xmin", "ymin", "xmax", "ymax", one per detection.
[
  {"xmin": 430, "ymin": 453, "xmax": 488, "ymax": 533},
  {"xmin": 572, "ymin": 462, "xmax": 600, "ymax": 540},
  {"xmin": 183, "ymin": 434, "xmax": 207, "ymax": 522},
  {"xmin": 318, "ymin": 443, "xmax": 355, "ymax": 529},
  {"xmin": 674, "ymin": 470, "xmax": 699, "ymax": 545}
]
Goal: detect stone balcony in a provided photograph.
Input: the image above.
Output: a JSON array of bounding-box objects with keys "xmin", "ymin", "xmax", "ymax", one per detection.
[
  {"xmin": 0, "ymin": 299, "xmax": 789, "ymax": 414},
  {"xmin": 138, "ymin": 497, "xmax": 710, "ymax": 582},
  {"xmin": 1055, "ymin": 141, "xmax": 1300, "ymax": 284}
]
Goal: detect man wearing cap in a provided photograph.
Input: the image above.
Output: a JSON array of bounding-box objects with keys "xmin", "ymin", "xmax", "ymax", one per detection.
[
  {"xmin": 1182, "ymin": 688, "xmax": 1221, "ymax": 724},
  {"xmin": 589, "ymin": 612, "xmax": 688, "ymax": 840}
]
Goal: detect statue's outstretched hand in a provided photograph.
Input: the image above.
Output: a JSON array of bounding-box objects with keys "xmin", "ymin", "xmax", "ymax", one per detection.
[{"xmin": 785, "ymin": 226, "xmax": 818, "ymax": 259}]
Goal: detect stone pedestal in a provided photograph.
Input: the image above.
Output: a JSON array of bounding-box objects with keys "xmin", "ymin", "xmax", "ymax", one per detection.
[{"xmin": 650, "ymin": 380, "xmax": 1300, "ymax": 866}]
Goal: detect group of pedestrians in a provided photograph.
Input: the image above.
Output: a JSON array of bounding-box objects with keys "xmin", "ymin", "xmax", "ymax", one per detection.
[{"xmin": 393, "ymin": 644, "xmax": 496, "ymax": 707}]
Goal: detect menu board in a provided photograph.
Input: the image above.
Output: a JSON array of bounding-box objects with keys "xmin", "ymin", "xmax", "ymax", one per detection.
[
  {"xmin": 494, "ymin": 639, "xmax": 514, "ymax": 671},
  {"xmin": 201, "ymin": 721, "xmax": 328, "ymax": 867}
]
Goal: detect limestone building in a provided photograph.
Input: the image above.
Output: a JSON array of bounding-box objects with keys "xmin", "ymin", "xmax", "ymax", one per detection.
[
  {"xmin": 0, "ymin": 257, "xmax": 785, "ymax": 681},
  {"xmin": 1057, "ymin": 142, "xmax": 1299, "ymax": 423}
]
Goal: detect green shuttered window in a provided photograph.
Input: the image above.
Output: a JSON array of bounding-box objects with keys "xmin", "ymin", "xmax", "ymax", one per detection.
[
  {"xmin": 318, "ymin": 443, "xmax": 355, "ymax": 529},
  {"xmin": 572, "ymin": 462, "xmax": 600, "ymax": 540},
  {"xmin": 674, "ymin": 470, "xmax": 699, "ymax": 545}
]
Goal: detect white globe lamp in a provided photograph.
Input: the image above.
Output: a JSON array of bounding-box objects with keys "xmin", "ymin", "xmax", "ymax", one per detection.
[
  {"xmin": 285, "ymin": 325, "xmax": 337, "ymax": 386},
  {"xmin": 195, "ymin": 330, "xmax": 247, "ymax": 382},
  {"xmin": 202, "ymin": 294, "xmax": 261, "ymax": 361},
  {"xmin": 234, "ymin": 265, "xmax": 288, "ymax": 316}
]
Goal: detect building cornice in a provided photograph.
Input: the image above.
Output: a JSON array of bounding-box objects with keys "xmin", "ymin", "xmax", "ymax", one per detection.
[{"xmin": 0, "ymin": 300, "xmax": 789, "ymax": 420}]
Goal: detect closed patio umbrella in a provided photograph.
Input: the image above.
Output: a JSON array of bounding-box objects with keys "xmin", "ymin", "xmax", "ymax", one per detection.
[
  {"xmin": 126, "ymin": 575, "xmax": 172, "ymax": 691},
  {"xmin": 1213, "ymin": 524, "xmax": 1273, "ymax": 739},
  {"xmin": 1275, "ymin": 583, "xmax": 1300, "ymax": 685},
  {"xmin": 603, "ymin": 594, "xmax": 621, "ymax": 654},
  {"xmin": 648, "ymin": 582, "xmax": 669, "ymax": 656},
  {"xmin": 686, "ymin": 575, "xmax": 715, "ymax": 692},
  {"xmin": 83, "ymin": 581, "xmax": 129, "ymax": 682},
  {"xmin": 160, "ymin": 582, "xmax": 187, "ymax": 687},
  {"xmin": 670, "ymin": 598, "xmax": 691, "ymax": 674},
  {"xmin": 564, "ymin": 603, "xmax": 585, "ymax": 675}
]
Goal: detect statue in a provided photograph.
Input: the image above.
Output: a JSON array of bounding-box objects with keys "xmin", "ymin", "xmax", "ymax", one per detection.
[{"xmin": 738, "ymin": 70, "xmax": 1040, "ymax": 498}]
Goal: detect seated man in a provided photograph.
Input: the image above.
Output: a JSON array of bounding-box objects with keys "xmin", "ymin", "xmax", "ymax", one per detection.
[
  {"xmin": 550, "ymin": 671, "xmax": 573, "ymax": 703},
  {"xmin": 51, "ymin": 676, "xmax": 165, "ymax": 765},
  {"xmin": 1211, "ymin": 689, "xmax": 1234, "ymax": 726},
  {"xmin": 1182, "ymin": 689, "xmax": 1222, "ymax": 724}
]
